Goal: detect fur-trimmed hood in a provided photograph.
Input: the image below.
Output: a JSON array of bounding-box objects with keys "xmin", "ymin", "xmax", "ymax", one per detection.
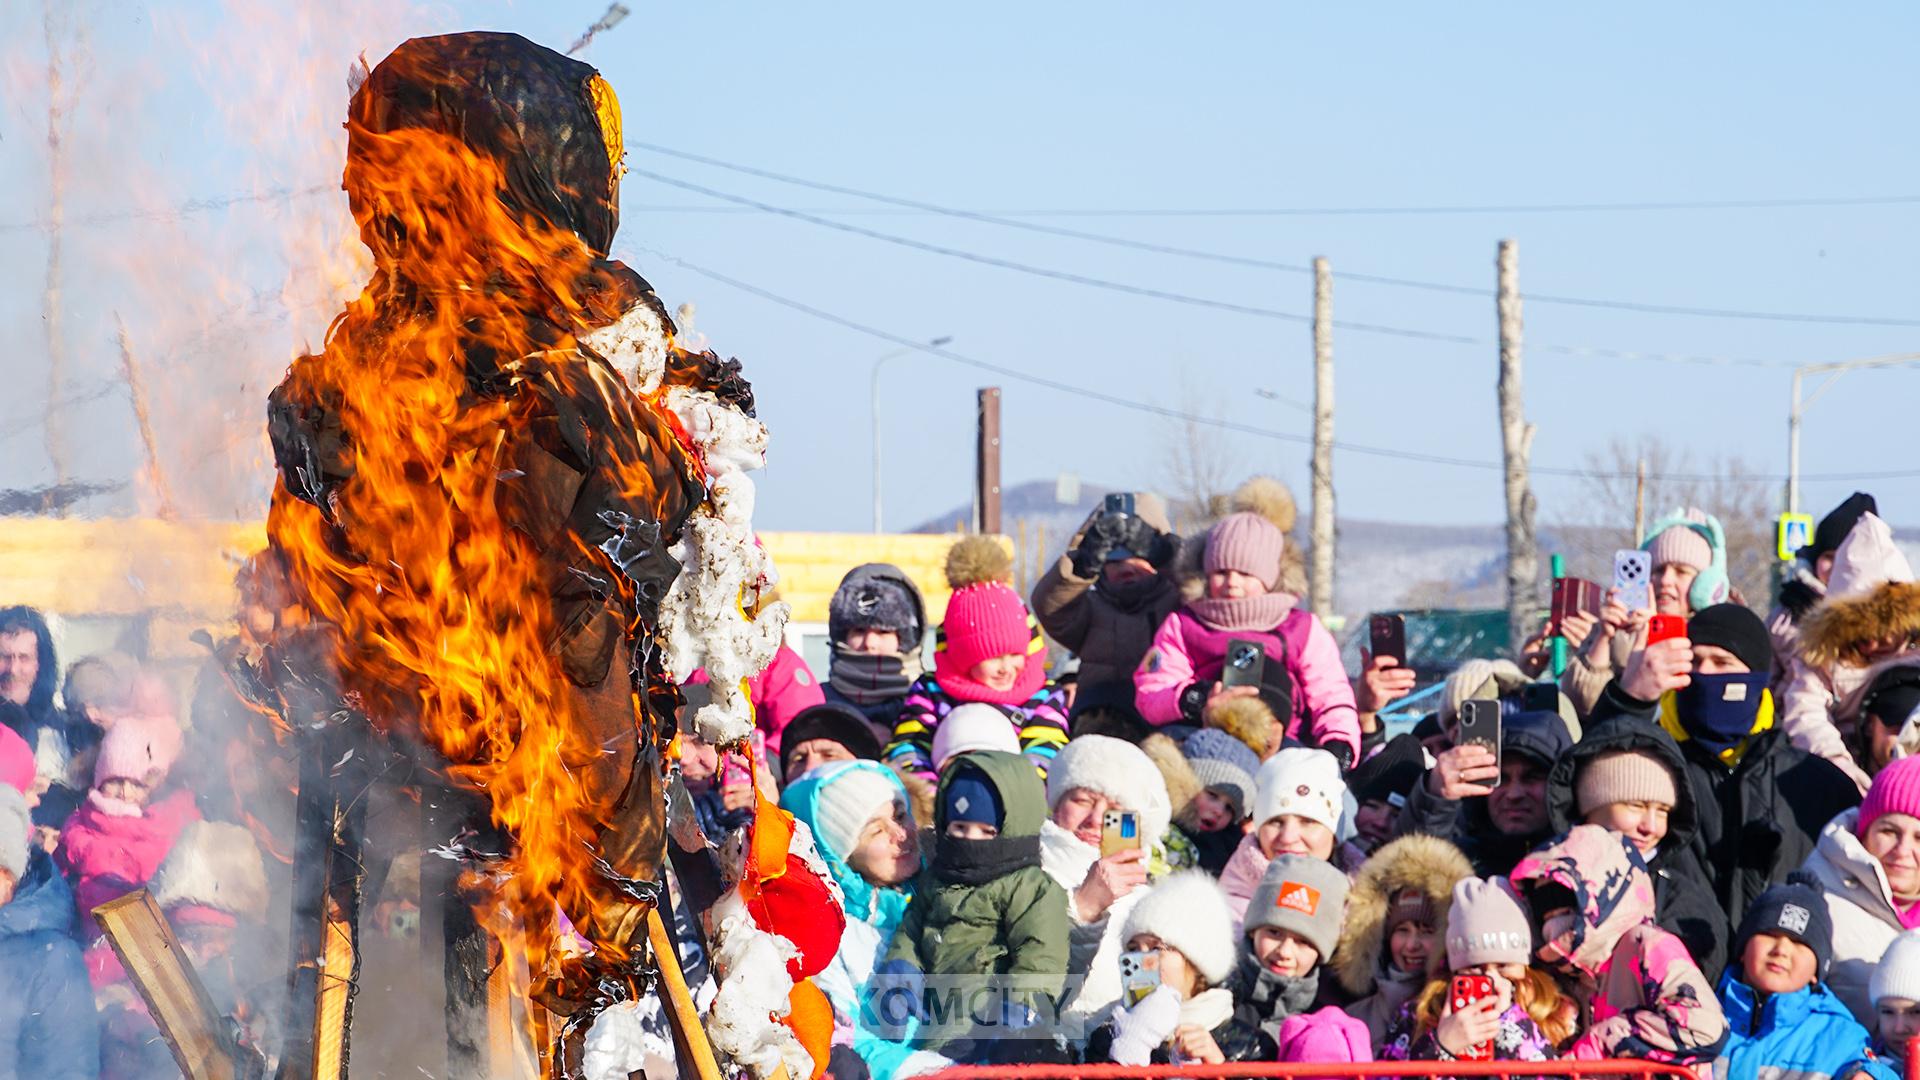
[
  {"xmin": 1139, "ymin": 732, "xmax": 1202, "ymax": 820},
  {"xmin": 1332, "ymin": 834, "xmax": 1473, "ymax": 995},
  {"xmin": 1801, "ymin": 513, "xmax": 1920, "ymax": 668}
]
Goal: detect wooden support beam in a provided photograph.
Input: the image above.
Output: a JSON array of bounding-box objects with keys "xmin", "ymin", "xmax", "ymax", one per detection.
[
  {"xmin": 94, "ymin": 889, "xmax": 260, "ymax": 1080},
  {"xmin": 648, "ymin": 906, "xmax": 723, "ymax": 1080}
]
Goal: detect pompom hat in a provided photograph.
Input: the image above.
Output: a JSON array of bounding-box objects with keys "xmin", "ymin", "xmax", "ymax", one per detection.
[
  {"xmin": 1204, "ymin": 513, "xmax": 1286, "ymax": 591},
  {"xmin": 94, "ymin": 710, "xmax": 184, "ymax": 788},
  {"xmin": 934, "ymin": 536, "xmax": 1047, "ymax": 706}
]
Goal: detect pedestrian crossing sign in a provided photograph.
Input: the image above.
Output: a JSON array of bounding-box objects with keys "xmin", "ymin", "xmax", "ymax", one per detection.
[{"xmin": 1777, "ymin": 512, "xmax": 1814, "ymax": 561}]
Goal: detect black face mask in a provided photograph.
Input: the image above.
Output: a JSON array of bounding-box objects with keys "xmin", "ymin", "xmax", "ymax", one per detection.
[{"xmin": 1675, "ymin": 672, "xmax": 1770, "ymax": 754}]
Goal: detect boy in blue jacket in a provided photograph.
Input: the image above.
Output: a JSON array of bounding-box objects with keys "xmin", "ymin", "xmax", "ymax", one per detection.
[{"xmin": 1716, "ymin": 873, "xmax": 1869, "ymax": 1080}]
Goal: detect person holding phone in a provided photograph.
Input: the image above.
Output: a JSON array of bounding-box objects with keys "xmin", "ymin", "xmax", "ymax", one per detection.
[
  {"xmin": 1379, "ymin": 877, "xmax": 1571, "ymax": 1063},
  {"xmin": 1394, "ymin": 703, "xmax": 1571, "ymax": 879},
  {"xmin": 1031, "ymin": 492, "xmax": 1182, "ymax": 707},
  {"xmin": 1134, "ymin": 479, "xmax": 1361, "ymax": 768}
]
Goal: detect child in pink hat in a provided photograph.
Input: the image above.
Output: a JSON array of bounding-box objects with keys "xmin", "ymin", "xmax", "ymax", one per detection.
[
  {"xmin": 1134, "ymin": 481, "xmax": 1361, "ymax": 768},
  {"xmin": 885, "ymin": 537, "xmax": 1067, "ymax": 781},
  {"xmin": 57, "ymin": 705, "xmax": 200, "ymax": 937}
]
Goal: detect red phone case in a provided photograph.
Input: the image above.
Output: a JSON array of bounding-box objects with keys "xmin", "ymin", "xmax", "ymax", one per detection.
[
  {"xmin": 1647, "ymin": 614, "xmax": 1687, "ymax": 645},
  {"xmin": 1449, "ymin": 974, "xmax": 1495, "ymax": 1060}
]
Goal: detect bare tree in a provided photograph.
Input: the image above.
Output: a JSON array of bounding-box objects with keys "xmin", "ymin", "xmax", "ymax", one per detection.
[
  {"xmin": 1157, "ymin": 395, "xmax": 1238, "ymax": 528},
  {"xmin": 1554, "ymin": 436, "xmax": 1774, "ymax": 610}
]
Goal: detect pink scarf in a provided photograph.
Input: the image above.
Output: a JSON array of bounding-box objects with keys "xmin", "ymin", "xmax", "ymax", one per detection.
[
  {"xmin": 1899, "ymin": 896, "xmax": 1920, "ymax": 930},
  {"xmin": 1190, "ymin": 593, "xmax": 1298, "ymax": 634}
]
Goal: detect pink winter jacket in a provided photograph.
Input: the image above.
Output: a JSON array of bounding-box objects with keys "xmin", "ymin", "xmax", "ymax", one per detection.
[
  {"xmin": 1134, "ymin": 607, "xmax": 1360, "ymax": 761},
  {"xmin": 1219, "ymin": 832, "xmax": 1270, "ymax": 925},
  {"xmin": 58, "ymin": 788, "xmax": 201, "ymax": 937},
  {"xmin": 750, "ymin": 643, "xmax": 826, "ymax": 757}
]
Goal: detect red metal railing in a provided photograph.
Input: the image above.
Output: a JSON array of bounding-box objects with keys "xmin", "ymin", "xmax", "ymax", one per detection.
[{"xmin": 921, "ymin": 1064, "xmax": 1701, "ymax": 1080}]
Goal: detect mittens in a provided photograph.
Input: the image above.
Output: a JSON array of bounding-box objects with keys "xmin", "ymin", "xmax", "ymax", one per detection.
[{"xmin": 1108, "ymin": 986, "xmax": 1182, "ymax": 1065}]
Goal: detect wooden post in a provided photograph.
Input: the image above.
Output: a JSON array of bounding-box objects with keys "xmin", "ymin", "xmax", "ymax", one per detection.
[
  {"xmin": 276, "ymin": 723, "xmax": 368, "ymax": 1080},
  {"xmin": 647, "ymin": 907, "xmax": 724, "ymax": 1080},
  {"xmin": 41, "ymin": 1, "xmax": 70, "ymax": 504},
  {"xmin": 422, "ymin": 784, "xmax": 492, "ymax": 1078},
  {"xmin": 1309, "ymin": 256, "xmax": 1336, "ymax": 621},
  {"xmin": 1496, "ymin": 239, "xmax": 1539, "ymax": 656},
  {"xmin": 114, "ymin": 315, "xmax": 177, "ymax": 520},
  {"xmin": 94, "ymin": 890, "xmax": 258, "ymax": 1080},
  {"xmin": 976, "ymin": 387, "xmax": 1002, "ymax": 534}
]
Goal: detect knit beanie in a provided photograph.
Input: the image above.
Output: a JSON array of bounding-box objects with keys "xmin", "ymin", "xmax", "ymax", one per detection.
[
  {"xmin": 1181, "ymin": 728, "xmax": 1260, "ymax": 819},
  {"xmin": 1204, "ymin": 512, "xmax": 1286, "ymax": 590},
  {"xmin": 781, "ymin": 703, "xmax": 883, "ymax": 768},
  {"xmin": 1445, "ymin": 877, "xmax": 1534, "ymax": 970},
  {"xmin": 828, "ymin": 565, "xmax": 924, "ymax": 652},
  {"xmin": 811, "ymin": 764, "xmax": 906, "ymax": 860},
  {"xmin": 1244, "ymin": 854, "xmax": 1349, "ymax": 961},
  {"xmin": 931, "ymin": 703, "xmax": 1021, "ymax": 771},
  {"xmin": 1860, "ymin": 754, "xmax": 1920, "ymax": 837},
  {"xmin": 1389, "ymin": 888, "xmax": 1436, "ymax": 931},
  {"xmin": 1121, "ymin": 872, "xmax": 1239, "ymax": 986},
  {"xmin": 1252, "ymin": 747, "xmax": 1345, "ymax": 832},
  {"xmin": 1441, "ymin": 658, "xmax": 1526, "ymax": 726},
  {"xmin": 1865, "ymin": 666, "xmax": 1920, "ymax": 733},
  {"xmin": 1350, "ymin": 733, "xmax": 1427, "ymax": 810},
  {"xmin": 0, "ymin": 784, "xmax": 26, "ymax": 883},
  {"xmin": 94, "ymin": 710, "xmax": 184, "ymax": 787},
  {"xmin": 1575, "ymin": 750, "xmax": 1680, "ymax": 816},
  {"xmin": 1735, "ymin": 871, "xmax": 1835, "ymax": 981},
  {"xmin": 1687, "ymin": 604, "xmax": 1773, "ymax": 675},
  {"xmin": 937, "ymin": 583, "xmax": 1039, "ymax": 679},
  {"xmin": 1045, "ymin": 734, "xmax": 1173, "ymax": 847},
  {"xmin": 148, "ymin": 820, "xmax": 270, "ymax": 920},
  {"xmin": 942, "ymin": 766, "xmax": 1003, "ymax": 829},
  {"xmin": 0, "ymin": 724, "xmax": 34, "ymax": 797},
  {"xmin": 1871, "ymin": 928, "xmax": 1920, "ymax": 1006},
  {"xmin": 1645, "ymin": 523, "xmax": 1713, "ymax": 572},
  {"xmin": 1808, "ymin": 492, "xmax": 1879, "ymax": 562}
]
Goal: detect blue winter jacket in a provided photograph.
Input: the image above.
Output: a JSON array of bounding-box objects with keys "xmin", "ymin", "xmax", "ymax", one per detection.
[
  {"xmin": 1715, "ymin": 972, "xmax": 1871, "ymax": 1080},
  {"xmin": 0, "ymin": 848, "xmax": 99, "ymax": 1080},
  {"xmin": 1837, "ymin": 1043, "xmax": 1903, "ymax": 1080}
]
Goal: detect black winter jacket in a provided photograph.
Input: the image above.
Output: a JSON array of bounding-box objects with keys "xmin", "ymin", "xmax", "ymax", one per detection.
[
  {"xmin": 1544, "ymin": 713, "xmax": 1732, "ymax": 983},
  {"xmin": 1588, "ymin": 678, "xmax": 1860, "ymax": 933},
  {"xmin": 1083, "ymin": 1011, "xmax": 1274, "ymax": 1065}
]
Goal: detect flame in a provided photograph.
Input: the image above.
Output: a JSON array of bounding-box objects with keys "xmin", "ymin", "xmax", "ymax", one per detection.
[{"xmin": 265, "ymin": 114, "xmax": 700, "ymax": 988}]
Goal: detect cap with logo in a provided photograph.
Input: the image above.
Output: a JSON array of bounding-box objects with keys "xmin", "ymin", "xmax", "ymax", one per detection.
[{"xmin": 1243, "ymin": 854, "xmax": 1349, "ymax": 962}]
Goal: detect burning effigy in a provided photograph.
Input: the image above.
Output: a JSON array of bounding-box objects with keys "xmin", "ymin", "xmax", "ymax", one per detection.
[{"xmin": 245, "ymin": 30, "xmax": 840, "ymax": 1079}]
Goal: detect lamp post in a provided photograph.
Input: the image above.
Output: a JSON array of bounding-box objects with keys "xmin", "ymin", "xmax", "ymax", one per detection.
[
  {"xmin": 872, "ymin": 335, "xmax": 953, "ymax": 533},
  {"xmin": 1786, "ymin": 352, "xmax": 1920, "ymax": 514}
]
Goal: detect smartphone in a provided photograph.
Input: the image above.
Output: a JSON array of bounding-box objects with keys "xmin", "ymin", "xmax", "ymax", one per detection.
[
  {"xmin": 1456, "ymin": 699, "xmax": 1502, "ymax": 789},
  {"xmin": 1647, "ymin": 614, "xmax": 1688, "ymax": 645},
  {"xmin": 1448, "ymin": 973, "xmax": 1497, "ymax": 1060},
  {"xmin": 1369, "ymin": 613, "xmax": 1407, "ymax": 666},
  {"xmin": 1613, "ymin": 549, "xmax": 1653, "ymax": 612},
  {"xmin": 1221, "ymin": 639, "xmax": 1266, "ymax": 689},
  {"xmin": 719, "ymin": 753, "xmax": 752, "ymax": 790},
  {"xmin": 1119, "ymin": 950, "xmax": 1162, "ymax": 1006},
  {"xmin": 1519, "ymin": 681, "xmax": 1561, "ymax": 714},
  {"xmin": 1551, "ymin": 577, "xmax": 1604, "ymax": 637},
  {"xmin": 1101, "ymin": 809, "xmax": 1142, "ymax": 857},
  {"xmin": 1103, "ymin": 492, "xmax": 1136, "ymax": 517}
]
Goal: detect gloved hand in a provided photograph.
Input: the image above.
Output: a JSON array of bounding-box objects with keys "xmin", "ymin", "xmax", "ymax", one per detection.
[
  {"xmin": 869, "ymin": 958, "xmax": 926, "ymax": 1028},
  {"xmin": 1108, "ymin": 986, "xmax": 1182, "ymax": 1065},
  {"xmin": 1070, "ymin": 514, "xmax": 1120, "ymax": 578}
]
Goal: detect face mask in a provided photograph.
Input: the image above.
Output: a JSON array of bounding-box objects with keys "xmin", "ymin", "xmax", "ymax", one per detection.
[{"xmin": 1674, "ymin": 672, "xmax": 1770, "ymax": 753}]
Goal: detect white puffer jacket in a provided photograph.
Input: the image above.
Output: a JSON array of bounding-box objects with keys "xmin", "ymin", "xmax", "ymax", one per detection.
[{"xmin": 1800, "ymin": 808, "xmax": 1911, "ymax": 1025}]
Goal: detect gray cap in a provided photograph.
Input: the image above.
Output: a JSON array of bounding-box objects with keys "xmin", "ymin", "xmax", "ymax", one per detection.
[{"xmin": 1244, "ymin": 854, "xmax": 1349, "ymax": 961}]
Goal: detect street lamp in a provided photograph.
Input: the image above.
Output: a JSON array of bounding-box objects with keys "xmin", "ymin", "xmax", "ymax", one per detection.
[
  {"xmin": 1786, "ymin": 352, "xmax": 1920, "ymax": 513},
  {"xmin": 873, "ymin": 335, "xmax": 954, "ymax": 533}
]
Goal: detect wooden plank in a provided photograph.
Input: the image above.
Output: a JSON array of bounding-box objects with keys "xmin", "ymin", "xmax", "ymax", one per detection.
[{"xmin": 93, "ymin": 890, "xmax": 240, "ymax": 1080}]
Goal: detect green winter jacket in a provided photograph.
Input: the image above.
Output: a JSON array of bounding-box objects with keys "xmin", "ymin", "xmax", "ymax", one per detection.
[{"xmin": 883, "ymin": 751, "xmax": 1069, "ymax": 988}]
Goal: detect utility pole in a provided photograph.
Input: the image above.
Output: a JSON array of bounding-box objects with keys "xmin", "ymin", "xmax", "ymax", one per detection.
[
  {"xmin": 976, "ymin": 387, "xmax": 1002, "ymax": 534},
  {"xmin": 1786, "ymin": 352, "xmax": 1920, "ymax": 514},
  {"xmin": 1634, "ymin": 457, "xmax": 1647, "ymax": 543},
  {"xmin": 1496, "ymin": 240, "xmax": 1539, "ymax": 655},
  {"xmin": 1309, "ymin": 257, "xmax": 1335, "ymax": 621},
  {"xmin": 42, "ymin": 1, "xmax": 70, "ymax": 506}
]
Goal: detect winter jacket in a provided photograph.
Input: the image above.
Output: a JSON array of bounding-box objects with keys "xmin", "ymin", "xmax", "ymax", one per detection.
[
  {"xmin": 57, "ymin": 788, "xmax": 200, "ymax": 937},
  {"xmin": 1510, "ymin": 827, "xmax": 1727, "ymax": 1065},
  {"xmin": 882, "ymin": 752, "xmax": 1069, "ymax": 1047},
  {"xmin": 1391, "ymin": 708, "xmax": 1573, "ymax": 878},
  {"xmin": 1589, "ymin": 679, "xmax": 1861, "ymax": 935},
  {"xmin": 1378, "ymin": 1000, "xmax": 1558, "ymax": 1063},
  {"xmin": 1545, "ymin": 714, "xmax": 1732, "ymax": 983},
  {"xmin": 1770, "ymin": 561, "xmax": 1827, "ymax": 690},
  {"xmin": 0, "ymin": 848, "xmax": 100, "ymax": 1079},
  {"xmin": 1839, "ymin": 1042, "xmax": 1906, "ymax": 1080},
  {"xmin": 749, "ymin": 644, "xmax": 827, "ymax": 758},
  {"xmin": 1332, "ymin": 834, "xmax": 1473, "ymax": 1050},
  {"xmin": 1082, "ymin": 987, "xmax": 1274, "ymax": 1065},
  {"xmin": 1714, "ymin": 974, "xmax": 1870, "ymax": 1080},
  {"xmin": 884, "ymin": 675, "xmax": 1068, "ymax": 782},
  {"xmin": 1030, "ymin": 520, "xmax": 1181, "ymax": 700},
  {"xmin": 1134, "ymin": 607, "xmax": 1361, "ymax": 764},
  {"xmin": 1801, "ymin": 808, "xmax": 1914, "ymax": 1026}
]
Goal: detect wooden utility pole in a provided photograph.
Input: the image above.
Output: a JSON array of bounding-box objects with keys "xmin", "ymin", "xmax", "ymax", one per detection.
[
  {"xmin": 1309, "ymin": 257, "xmax": 1336, "ymax": 621},
  {"xmin": 42, "ymin": 1, "xmax": 71, "ymax": 504},
  {"xmin": 115, "ymin": 316, "xmax": 177, "ymax": 520},
  {"xmin": 1496, "ymin": 240, "xmax": 1539, "ymax": 654},
  {"xmin": 976, "ymin": 387, "xmax": 1002, "ymax": 534},
  {"xmin": 1634, "ymin": 457, "xmax": 1648, "ymax": 543}
]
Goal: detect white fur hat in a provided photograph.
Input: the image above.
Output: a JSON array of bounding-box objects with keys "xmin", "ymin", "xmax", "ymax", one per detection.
[
  {"xmin": 931, "ymin": 703, "xmax": 1021, "ymax": 771},
  {"xmin": 1253, "ymin": 747, "xmax": 1345, "ymax": 832},
  {"xmin": 1044, "ymin": 734, "xmax": 1171, "ymax": 846},
  {"xmin": 149, "ymin": 820, "xmax": 269, "ymax": 920},
  {"xmin": 1121, "ymin": 871, "xmax": 1238, "ymax": 986},
  {"xmin": 1872, "ymin": 928, "xmax": 1920, "ymax": 1006}
]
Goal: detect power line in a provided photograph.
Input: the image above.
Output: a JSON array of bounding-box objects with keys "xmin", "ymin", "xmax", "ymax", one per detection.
[
  {"xmin": 624, "ymin": 195, "xmax": 1920, "ymax": 217},
  {"xmin": 0, "ymin": 184, "xmax": 334, "ymax": 233},
  {"xmin": 628, "ymin": 142, "xmax": 1920, "ymax": 329},
  {"xmin": 629, "ymin": 246, "xmax": 1920, "ymax": 485}
]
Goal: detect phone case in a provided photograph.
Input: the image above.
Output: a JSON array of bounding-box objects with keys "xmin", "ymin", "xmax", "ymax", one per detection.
[
  {"xmin": 1369, "ymin": 614, "xmax": 1407, "ymax": 665},
  {"xmin": 1456, "ymin": 700, "xmax": 1503, "ymax": 789},
  {"xmin": 1101, "ymin": 810, "xmax": 1142, "ymax": 857},
  {"xmin": 1449, "ymin": 974, "xmax": 1496, "ymax": 1060},
  {"xmin": 1647, "ymin": 614, "xmax": 1687, "ymax": 645},
  {"xmin": 1119, "ymin": 950, "xmax": 1162, "ymax": 1005},
  {"xmin": 1614, "ymin": 550, "xmax": 1653, "ymax": 612},
  {"xmin": 1551, "ymin": 577, "xmax": 1604, "ymax": 635},
  {"xmin": 1221, "ymin": 639, "xmax": 1266, "ymax": 688}
]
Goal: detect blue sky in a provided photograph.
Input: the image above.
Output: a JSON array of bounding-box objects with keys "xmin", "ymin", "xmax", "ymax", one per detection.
[{"xmin": 3, "ymin": 2, "xmax": 1916, "ymax": 532}]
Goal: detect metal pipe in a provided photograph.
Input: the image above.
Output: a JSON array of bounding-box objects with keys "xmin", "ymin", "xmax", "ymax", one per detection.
[{"xmin": 916, "ymin": 1061, "xmax": 1701, "ymax": 1079}]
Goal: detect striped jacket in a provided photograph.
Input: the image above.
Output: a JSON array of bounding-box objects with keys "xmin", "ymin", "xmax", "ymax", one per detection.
[{"xmin": 883, "ymin": 674, "xmax": 1068, "ymax": 781}]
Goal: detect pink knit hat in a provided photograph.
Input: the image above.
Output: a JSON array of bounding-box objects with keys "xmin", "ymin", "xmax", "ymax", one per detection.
[
  {"xmin": 1205, "ymin": 512, "xmax": 1286, "ymax": 589},
  {"xmin": 1861, "ymin": 754, "xmax": 1920, "ymax": 836},
  {"xmin": 1645, "ymin": 524, "xmax": 1712, "ymax": 572},
  {"xmin": 94, "ymin": 711, "xmax": 184, "ymax": 788},
  {"xmin": 933, "ymin": 583, "xmax": 1047, "ymax": 706},
  {"xmin": 0, "ymin": 724, "xmax": 34, "ymax": 796}
]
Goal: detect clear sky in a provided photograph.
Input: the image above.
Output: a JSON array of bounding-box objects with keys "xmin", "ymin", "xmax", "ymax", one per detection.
[{"xmin": 3, "ymin": 2, "xmax": 1916, "ymax": 532}]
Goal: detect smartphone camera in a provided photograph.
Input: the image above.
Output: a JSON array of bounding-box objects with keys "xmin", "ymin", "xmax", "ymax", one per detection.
[{"xmin": 1228, "ymin": 643, "xmax": 1259, "ymax": 672}]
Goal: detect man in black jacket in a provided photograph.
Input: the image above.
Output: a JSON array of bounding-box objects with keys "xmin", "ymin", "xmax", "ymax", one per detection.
[
  {"xmin": 1586, "ymin": 603, "xmax": 1859, "ymax": 936},
  {"xmin": 1392, "ymin": 707, "xmax": 1573, "ymax": 877}
]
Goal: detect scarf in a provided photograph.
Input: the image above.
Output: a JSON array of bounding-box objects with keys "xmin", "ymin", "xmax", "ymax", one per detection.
[
  {"xmin": 1096, "ymin": 575, "xmax": 1169, "ymax": 615},
  {"xmin": 1245, "ymin": 963, "xmax": 1321, "ymax": 1037},
  {"xmin": 1179, "ymin": 987, "xmax": 1237, "ymax": 1033},
  {"xmin": 1659, "ymin": 677, "xmax": 1775, "ymax": 766},
  {"xmin": 1189, "ymin": 593, "xmax": 1298, "ymax": 634},
  {"xmin": 933, "ymin": 831, "xmax": 1041, "ymax": 886},
  {"xmin": 829, "ymin": 646, "xmax": 920, "ymax": 706}
]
